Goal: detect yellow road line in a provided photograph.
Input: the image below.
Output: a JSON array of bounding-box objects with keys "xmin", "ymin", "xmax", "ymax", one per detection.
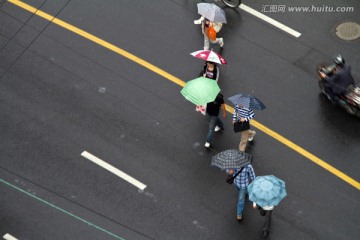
[
  {"xmin": 7, "ymin": 0, "xmax": 360, "ymax": 190},
  {"xmin": 7, "ymin": 0, "xmax": 186, "ymax": 88}
]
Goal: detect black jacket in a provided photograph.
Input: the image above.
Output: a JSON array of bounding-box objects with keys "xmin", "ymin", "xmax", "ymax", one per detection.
[
  {"xmin": 206, "ymin": 94, "xmax": 224, "ymax": 116},
  {"xmin": 325, "ymin": 64, "xmax": 355, "ymax": 95}
]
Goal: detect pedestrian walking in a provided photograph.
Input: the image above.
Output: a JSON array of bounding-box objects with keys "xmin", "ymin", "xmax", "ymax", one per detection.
[
  {"xmin": 227, "ymin": 163, "xmax": 256, "ymax": 221},
  {"xmin": 194, "ymin": 16, "xmax": 224, "ymax": 50},
  {"xmin": 200, "ymin": 61, "xmax": 219, "ymax": 82},
  {"xmin": 232, "ymin": 105, "xmax": 256, "ymax": 152},
  {"xmin": 247, "ymin": 175, "xmax": 286, "ymax": 238},
  {"xmin": 205, "ymin": 93, "xmax": 226, "ymax": 148},
  {"xmin": 253, "ymin": 203, "xmax": 274, "ymax": 238}
]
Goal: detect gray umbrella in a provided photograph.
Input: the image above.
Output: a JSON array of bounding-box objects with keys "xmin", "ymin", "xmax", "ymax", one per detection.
[
  {"xmin": 197, "ymin": 3, "xmax": 227, "ymax": 24},
  {"xmin": 211, "ymin": 149, "xmax": 252, "ymax": 170}
]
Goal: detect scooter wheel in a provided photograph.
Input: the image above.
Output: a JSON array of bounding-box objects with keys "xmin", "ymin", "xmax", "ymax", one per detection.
[
  {"xmin": 222, "ymin": 0, "xmax": 241, "ymax": 8},
  {"xmin": 344, "ymin": 104, "xmax": 357, "ymax": 115}
]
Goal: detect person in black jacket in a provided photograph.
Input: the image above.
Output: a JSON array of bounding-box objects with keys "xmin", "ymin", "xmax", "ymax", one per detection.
[
  {"xmin": 321, "ymin": 55, "xmax": 355, "ymax": 100},
  {"xmin": 205, "ymin": 93, "xmax": 226, "ymax": 148}
]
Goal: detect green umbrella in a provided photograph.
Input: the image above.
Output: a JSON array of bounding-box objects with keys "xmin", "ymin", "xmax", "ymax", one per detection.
[{"xmin": 181, "ymin": 77, "xmax": 221, "ymax": 105}]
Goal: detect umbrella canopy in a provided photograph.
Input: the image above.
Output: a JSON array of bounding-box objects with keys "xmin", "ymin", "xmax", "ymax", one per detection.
[
  {"xmin": 211, "ymin": 149, "xmax": 253, "ymax": 170},
  {"xmin": 190, "ymin": 50, "xmax": 228, "ymax": 65},
  {"xmin": 197, "ymin": 3, "xmax": 227, "ymax": 23},
  {"xmin": 247, "ymin": 175, "xmax": 287, "ymax": 207},
  {"xmin": 181, "ymin": 77, "xmax": 221, "ymax": 105},
  {"xmin": 228, "ymin": 94, "xmax": 266, "ymax": 110}
]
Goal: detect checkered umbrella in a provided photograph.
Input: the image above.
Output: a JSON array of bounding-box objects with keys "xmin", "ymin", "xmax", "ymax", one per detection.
[
  {"xmin": 228, "ymin": 94, "xmax": 266, "ymax": 110},
  {"xmin": 211, "ymin": 149, "xmax": 252, "ymax": 170}
]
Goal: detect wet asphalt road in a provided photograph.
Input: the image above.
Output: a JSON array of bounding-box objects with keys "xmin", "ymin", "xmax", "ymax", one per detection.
[{"xmin": 1, "ymin": 0, "xmax": 360, "ymax": 239}]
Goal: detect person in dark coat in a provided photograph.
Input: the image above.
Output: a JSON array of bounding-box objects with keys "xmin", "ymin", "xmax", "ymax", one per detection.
[
  {"xmin": 204, "ymin": 93, "xmax": 226, "ymax": 148},
  {"xmin": 253, "ymin": 203, "xmax": 274, "ymax": 238},
  {"xmin": 321, "ymin": 55, "xmax": 355, "ymax": 99}
]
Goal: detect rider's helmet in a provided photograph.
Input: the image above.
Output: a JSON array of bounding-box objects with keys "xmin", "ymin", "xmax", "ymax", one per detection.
[{"xmin": 333, "ymin": 54, "xmax": 345, "ymax": 67}]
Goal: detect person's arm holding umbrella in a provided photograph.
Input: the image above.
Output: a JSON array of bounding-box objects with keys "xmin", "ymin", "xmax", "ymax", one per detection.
[
  {"xmin": 248, "ymin": 164, "xmax": 256, "ymax": 182},
  {"xmin": 233, "ymin": 106, "xmax": 255, "ymax": 123},
  {"xmin": 243, "ymin": 108, "xmax": 255, "ymax": 122},
  {"xmin": 193, "ymin": 16, "xmax": 207, "ymax": 35},
  {"xmin": 201, "ymin": 19, "xmax": 222, "ymax": 34},
  {"xmin": 194, "ymin": 16, "xmax": 205, "ymax": 24},
  {"xmin": 221, "ymin": 102, "xmax": 226, "ymax": 119},
  {"xmin": 253, "ymin": 202, "xmax": 274, "ymax": 211}
]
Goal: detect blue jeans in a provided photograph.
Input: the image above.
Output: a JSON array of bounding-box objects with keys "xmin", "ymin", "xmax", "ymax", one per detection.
[
  {"xmin": 237, "ymin": 187, "xmax": 247, "ymax": 216},
  {"xmin": 206, "ymin": 114, "xmax": 224, "ymax": 143}
]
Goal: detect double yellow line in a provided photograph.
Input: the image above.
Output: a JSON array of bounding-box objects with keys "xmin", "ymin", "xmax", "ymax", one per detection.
[{"xmin": 7, "ymin": 0, "xmax": 360, "ymax": 190}]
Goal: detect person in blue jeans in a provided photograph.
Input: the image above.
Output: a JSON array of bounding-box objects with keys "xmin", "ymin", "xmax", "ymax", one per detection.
[
  {"xmin": 228, "ymin": 164, "xmax": 256, "ymax": 221},
  {"xmin": 204, "ymin": 93, "xmax": 226, "ymax": 148}
]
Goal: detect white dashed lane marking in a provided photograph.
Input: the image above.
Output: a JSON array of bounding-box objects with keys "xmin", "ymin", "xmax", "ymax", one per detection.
[
  {"xmin": 81, "ymin": 151, "xmax": 147, "ymax": 190},
  {"xmin": 240, "ymin": 4, "xmax": 302, "ymax": 38}
]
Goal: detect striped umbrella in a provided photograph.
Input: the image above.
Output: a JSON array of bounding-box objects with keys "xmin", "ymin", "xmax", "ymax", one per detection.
[{"xmin": 228, "ymin": 94, "xmax": 266, "ymax": 110}]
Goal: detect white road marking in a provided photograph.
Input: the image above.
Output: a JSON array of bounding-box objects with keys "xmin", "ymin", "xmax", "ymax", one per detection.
[
  {"xmin": 81, "ymin": 151, "xmax": 147, "ymax": 190},
  {"xmin": 3, "ymin": 234, "xmax": 18, "ymax": 240},
  {"xmin": 239, "ymin": 4, "xmax": 302, "ymax": 38}
]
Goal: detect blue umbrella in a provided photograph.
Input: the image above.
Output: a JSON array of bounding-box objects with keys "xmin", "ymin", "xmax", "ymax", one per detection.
[
  {"xmin": 228, "ymin": 94, "xmax": 266, "ymax": 110},
  {"xmin": 247, "ymin": 175, "xmax": 287, "ymax": 207}
]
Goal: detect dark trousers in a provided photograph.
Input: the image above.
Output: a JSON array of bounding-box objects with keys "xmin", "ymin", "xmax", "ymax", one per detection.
[{"xmin": 258, "ymin": 208, "xmax": 272, "ymax": 237}]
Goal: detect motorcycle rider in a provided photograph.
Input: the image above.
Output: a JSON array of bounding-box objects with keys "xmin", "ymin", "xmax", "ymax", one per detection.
[{"xmin": 320, "ymin": 54, "xmax": 355, "ymax": 101}]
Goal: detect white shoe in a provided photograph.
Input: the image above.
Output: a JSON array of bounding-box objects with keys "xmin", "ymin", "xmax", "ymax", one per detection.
[
  {"xmin": 248, "ymin": 131, "xmax": 256, "ymax": 142},
  {"xmin": 215, "ymin": 126, "xmax": 222, "ymax": 132},
  {"xmin": 205, "ymin": 142, "xmax": 210, "ymax": 148},
  {"xmin": 194, "ymin": 19, "xmax": 202, "ymax": 24},
  {"xmin": 219, "ymin": 38, "xmax": 224, "ymax": 47}
]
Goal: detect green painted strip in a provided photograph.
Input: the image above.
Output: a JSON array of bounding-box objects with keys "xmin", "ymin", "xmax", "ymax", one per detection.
[{"xmin": 0, "ymin": 178, "xmax": 127, "ymax": 240}]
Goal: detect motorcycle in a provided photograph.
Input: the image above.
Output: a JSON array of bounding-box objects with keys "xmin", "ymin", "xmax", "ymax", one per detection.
[
  {"xmin": 214, "ymin": 0, "xmax": 241, "ymax": 8},
  {"xmin": 318, "ymin": 64, "xmax": 360, "ymax": 117}
]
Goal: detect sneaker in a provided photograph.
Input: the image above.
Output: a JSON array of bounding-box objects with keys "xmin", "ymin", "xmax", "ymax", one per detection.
[
  {"xmin": 205, "ymin": 142, "xmax": 210, "ymax": 148},
  {"xmin": 248, "ymin": 131, "xmax": 256, "ymax": 141},
  {"xmin": 194, "ymin": 19, "xmax": 201, "ymax": 24},
  {"xmin": 237, "ymin": 215, "xmax": 242, "ymax": 222},
  {"xmin": 215, "ymin": 126, "xmax": 222, "ymax": 132},
  {"xmin": 219, "ymin": 38, "xmax": 224, "ymax": 47}
]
